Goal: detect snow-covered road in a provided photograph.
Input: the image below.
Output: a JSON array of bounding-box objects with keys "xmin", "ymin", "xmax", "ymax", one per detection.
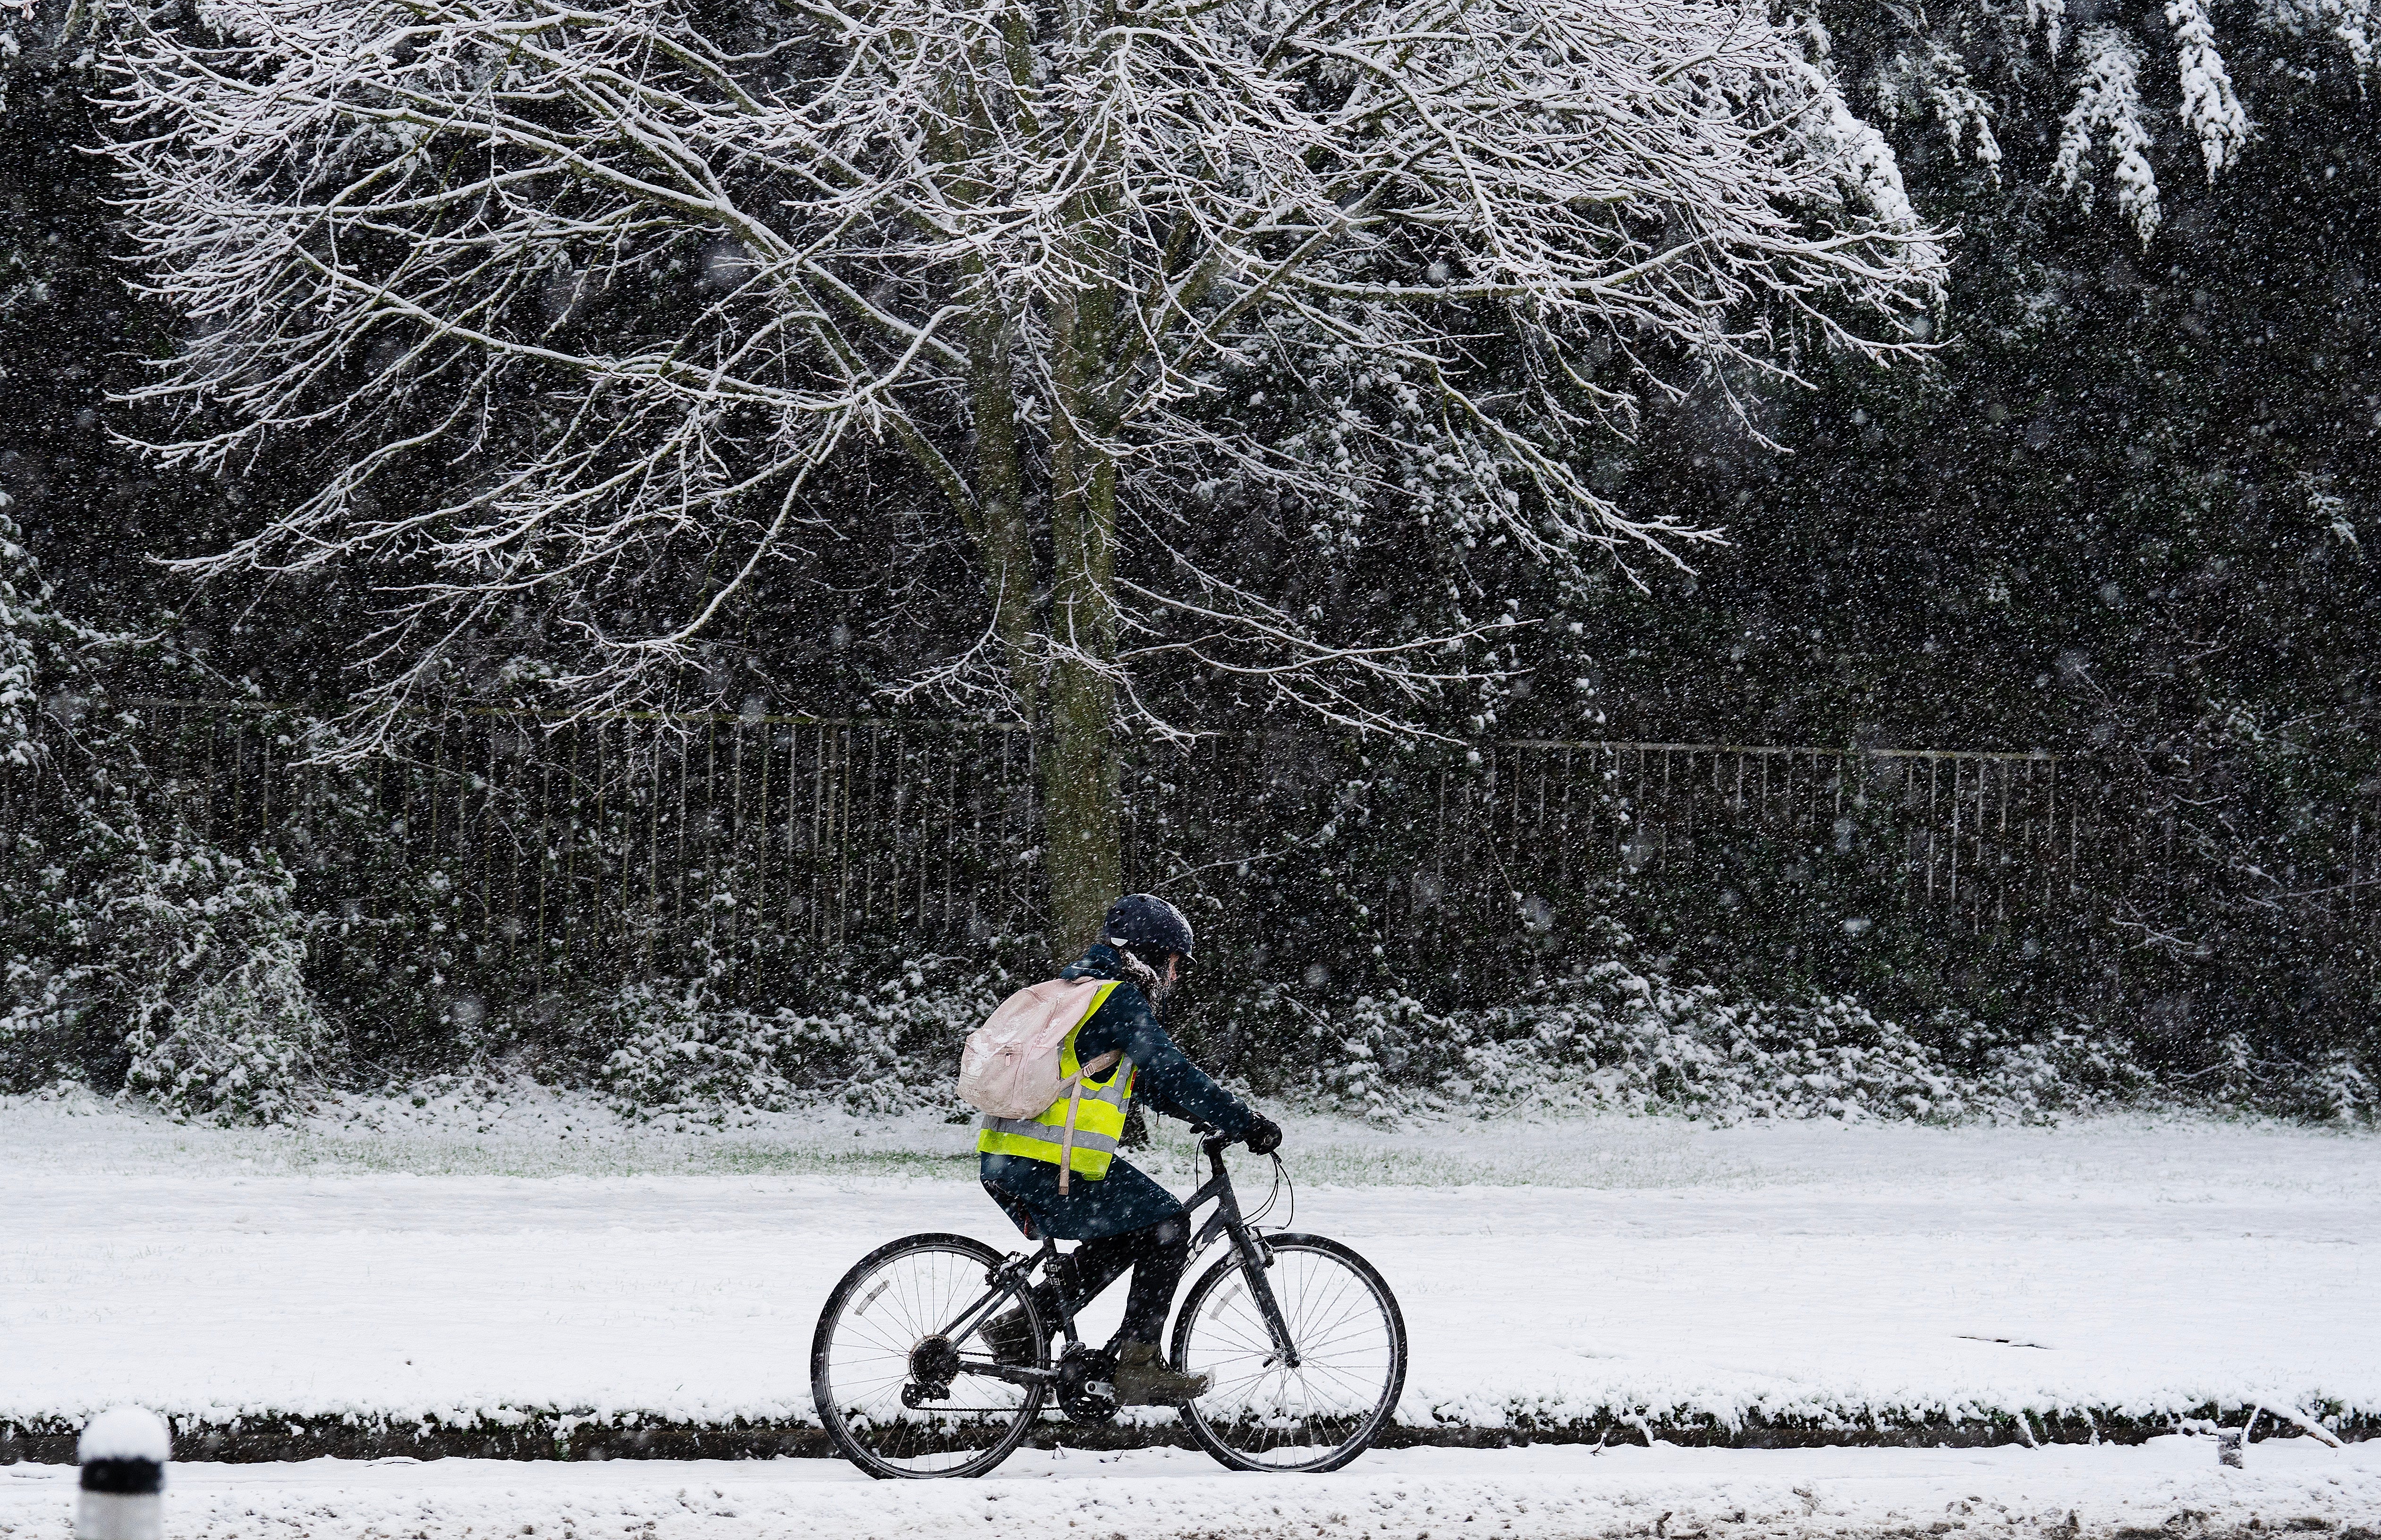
[
  {"xmin": 4, "ymin": 1093, "xmax": 2377, "ymax": 1436},
  {"xmin": 3, "ymin": 1440, "xmax": 2375, "ymax": 1540}
]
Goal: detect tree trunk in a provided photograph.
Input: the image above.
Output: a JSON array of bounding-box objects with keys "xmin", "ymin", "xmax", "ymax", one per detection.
[
  {"xmin": 966, "ymin": 285, "xmax": 1040, "ymax": 723},
  {"xmin": 1043, "ymin": 639, "xmax": 1118, "ymax": 950},
  {"xmin": 1044, "ymin": 210, "xmax": 1122, "ymax": 951}
]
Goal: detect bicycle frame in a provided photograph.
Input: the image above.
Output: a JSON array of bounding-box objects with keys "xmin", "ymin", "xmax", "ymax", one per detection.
[{"xmin": 931, "ymin": 1132, "xmax": 1300, "ymax": 1393}]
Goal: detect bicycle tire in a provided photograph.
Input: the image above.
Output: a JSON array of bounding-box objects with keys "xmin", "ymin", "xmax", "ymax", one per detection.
[
  {"xmin": 811, "ymin": 1231, "xmax": 1049, "ymax": 1479},
  {"xmin": 1170, "ymin": 1233, "xmax": 1407, "ymax": 1473}
]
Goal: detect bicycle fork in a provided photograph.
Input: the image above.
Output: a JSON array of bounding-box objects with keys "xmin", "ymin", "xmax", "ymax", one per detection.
[{"xmin": 1240, "ymin": 1248, "xmax": 1303, "ymax": 1371}]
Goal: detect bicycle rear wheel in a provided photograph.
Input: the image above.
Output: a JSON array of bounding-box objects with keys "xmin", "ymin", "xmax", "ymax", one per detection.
[
  {"xmin": 811, "ymin": 1233, "xmax": 1049, "ymax": 1479},
  {"xmin": 1170, "ymin": 1233, "xmax": 1407, "ymax": 1473}
]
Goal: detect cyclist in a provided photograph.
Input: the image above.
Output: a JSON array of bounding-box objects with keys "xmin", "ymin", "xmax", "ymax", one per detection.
[{"xmin": 976, "ymin": 893, "xmax": 1283, "ymax": 1406}]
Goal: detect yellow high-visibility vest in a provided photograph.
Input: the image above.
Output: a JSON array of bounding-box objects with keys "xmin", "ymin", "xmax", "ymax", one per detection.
[{"xmin": 976, "ymin": 982, "xmax": 1135, "ymax": 1184}]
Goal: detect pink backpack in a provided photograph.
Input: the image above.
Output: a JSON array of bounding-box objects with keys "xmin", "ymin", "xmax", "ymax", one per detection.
[{"xmin": 959, "ymin": 978, "xmax": 1123, "ymax": 1187}]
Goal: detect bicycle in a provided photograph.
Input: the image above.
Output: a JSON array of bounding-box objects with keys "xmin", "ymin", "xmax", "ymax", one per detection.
[{"xmin": 810, "ymin": 1127, "xmax": 1408, "ymax": 1479}]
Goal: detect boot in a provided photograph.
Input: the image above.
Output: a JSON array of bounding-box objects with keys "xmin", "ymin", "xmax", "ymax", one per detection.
[
  {"xmin": 976, "ymin": 1307, "xmax": 1036, "ymax": 1367},
  {"xmin": 1109, "ymin": 1340, "xmax": 1209, "ymax": 1407}
]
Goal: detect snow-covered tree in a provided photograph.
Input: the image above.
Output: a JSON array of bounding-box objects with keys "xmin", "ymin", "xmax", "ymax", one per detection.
[
  {"xmin": 0, "ymin": 506, "xmax": 50, "ymax": 768},
  {"xmin": 0, "ymin": 499, "xmax": 87, "ymax": 768},
  {"xmin": 108, "ymin": 0, "xmax": 1944, "ymax": 940},
  {"xmin": 3, "ymin": 777, "xmax": 336, "ymax": 1122},
  {"xmin": 6, "ymin": 510, "xmax": 332, "ymax": 1122},
  {"xmin": 111, "ymin": 839, "xmax": 334, "ymax": 1124},
  {"xmin": 1813, "ymin": 0, "xmax": 2363, "ymax": 244}
]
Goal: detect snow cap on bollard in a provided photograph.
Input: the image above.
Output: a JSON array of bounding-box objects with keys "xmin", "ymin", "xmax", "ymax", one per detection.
[{"xmin": 76, "ymin": 1406, "xmax": 169, "ymax": 1540}]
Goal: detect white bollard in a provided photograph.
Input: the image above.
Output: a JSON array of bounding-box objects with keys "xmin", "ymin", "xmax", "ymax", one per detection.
[
  {"xmin": 76, "ymin": 1407, "xmax": 169, "ymax": 1540},
  {"xmin": 2216, "ymin": 1429, "xmax": 2245, "ymax": 1468}
]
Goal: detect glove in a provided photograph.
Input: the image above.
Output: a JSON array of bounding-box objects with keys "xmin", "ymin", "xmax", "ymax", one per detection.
[{"xmin": 1243, "ymin": 1116, "xmax": 1283, "ymax": 1156}]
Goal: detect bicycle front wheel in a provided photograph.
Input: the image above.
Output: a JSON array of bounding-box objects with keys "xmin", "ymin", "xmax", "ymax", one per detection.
[
  {"xmin": 811, "ymin": 1232, "xmax": 1048, "ymax": 1479},
  {"xmin": 1171, "ymin": 1233, "xmax": 1407, "ymax": 1473}
]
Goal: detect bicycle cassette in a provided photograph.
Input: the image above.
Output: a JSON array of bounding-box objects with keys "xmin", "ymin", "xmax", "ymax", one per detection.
[
  {"xmin": 900, "ymin": 1333, "xmax": 961, "ymax": 1407},
  {"xmin": 1053, "ymin": 1345, "xmax": 1118, "ymax": 1425}
]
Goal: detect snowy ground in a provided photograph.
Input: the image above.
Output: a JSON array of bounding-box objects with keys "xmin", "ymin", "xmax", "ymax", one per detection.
[
  {"xmin": 3, "ymin": 1087, "xmax": 2378, "ymax": 1442},
  {"xmin": 3, "ymin": 1440, "xmax": 2377, "ymax": 1540}
]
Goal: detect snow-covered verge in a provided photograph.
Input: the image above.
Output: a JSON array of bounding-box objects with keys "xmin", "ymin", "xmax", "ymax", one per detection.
[
  {"xmin": 2, "ymin": 1441, "xmax": 2378, "ymax": 1540},
  {"xmin": 3, "ymin": 1091, "xmax": 2376, "ymax": 1458}
]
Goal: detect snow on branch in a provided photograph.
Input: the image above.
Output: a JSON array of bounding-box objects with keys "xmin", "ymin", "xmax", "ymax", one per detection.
[
  {"xmin": 2255, "ymin": 0, "xmax": 2374, "ymax": 72},
  {"xmin": 2029, "ymin": 0, "xmax": 2067, "ymax": 56},
  {"xmin": 1789, "ymin": 13, "xmax": 1938, "ymax": 248},
  {"xmin": 2053, "ymin": 27, "xmax": 2161, "ymax": 242},
  {"xmin": 2167, "ymin": 0, "xmax": 2250, "ymax": 179},
  {"xmin": 1874, "ymin": 43, "xmax": 2004, "ymax": 179}
]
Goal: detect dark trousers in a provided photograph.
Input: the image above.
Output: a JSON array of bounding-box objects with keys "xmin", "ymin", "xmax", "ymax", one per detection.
[{"xmin": 1035, "ymin": 1213, "xmax": 1191, "ymax": 1345}]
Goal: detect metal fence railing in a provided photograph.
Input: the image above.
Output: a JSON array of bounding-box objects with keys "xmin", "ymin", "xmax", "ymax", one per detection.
[{"xmin": 6, "ymin": 699, "xmax": 2376, "ymax": 1010}]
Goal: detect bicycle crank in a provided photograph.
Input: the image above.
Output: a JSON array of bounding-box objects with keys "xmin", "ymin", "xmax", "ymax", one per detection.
[{"xmin": 1054, "ymin": 1345, "xmax": 1118, "ymax": 1425}]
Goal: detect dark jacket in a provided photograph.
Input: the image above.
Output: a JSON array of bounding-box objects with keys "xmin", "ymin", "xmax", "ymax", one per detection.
[{"xmin": 979, "ymin": 942, "xmax": 1255, "ymax": 1240}]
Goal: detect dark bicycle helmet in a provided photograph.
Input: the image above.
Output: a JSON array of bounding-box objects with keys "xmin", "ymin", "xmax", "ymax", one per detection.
[{"xmin": 1103, "ymin": 893, "xmax": 1196, "ymax": 963}]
